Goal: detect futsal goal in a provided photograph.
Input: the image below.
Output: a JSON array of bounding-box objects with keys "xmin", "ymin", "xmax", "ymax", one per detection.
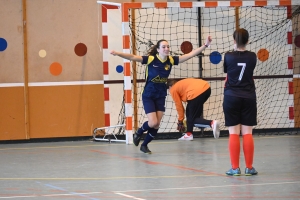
[{"xmin": 96, "ymin": 0, "xmax": 300, "ymax": 144}]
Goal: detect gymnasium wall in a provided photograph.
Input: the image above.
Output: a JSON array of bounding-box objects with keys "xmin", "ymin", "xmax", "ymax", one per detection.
[{"xmin": 0, "ymin": 0, "xmax": 106, "ymax": 140}]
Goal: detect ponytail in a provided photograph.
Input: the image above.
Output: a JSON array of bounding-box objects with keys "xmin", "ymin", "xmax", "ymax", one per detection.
[{"xmin": 233, "ymin": 28, "xmax": 249, "ymax": 48}]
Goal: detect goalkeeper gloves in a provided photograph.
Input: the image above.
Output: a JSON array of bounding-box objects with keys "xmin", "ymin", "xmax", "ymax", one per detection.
[{"xmin": 177, "ymin": 120, "xmax": 186, "ymax": 132}]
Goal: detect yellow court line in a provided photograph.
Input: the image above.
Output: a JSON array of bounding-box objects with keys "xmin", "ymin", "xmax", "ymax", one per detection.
[
  {"xmin": 241, "ymin": 134, "xmax": 300, "ymax": 140},
  {"xmin": 0, "ymin": 174, "xmax": 217, "ymax": 181},
  {"xmin": 0, "ymin": 134, "xmax": 299, "ymax": 150},
  {"xmin": 0, "ymin": 143, "xmax": 113, "ymax": 151},
  {"xmin": 153, "ymin": 134, "xmax": 300, "ymax": 144}
]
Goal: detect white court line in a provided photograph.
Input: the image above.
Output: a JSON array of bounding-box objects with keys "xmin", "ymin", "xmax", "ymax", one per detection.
[
  {"xmin": 115, "ymin": 192, "xmax": 146, "ymax": 200},
  {"xmin": 0, "ymin": 192, "xmax": 102, "ymax": 199},
  {"xmin": 0, "ymin": 181, "xmax": 299, "ymax": 199}
]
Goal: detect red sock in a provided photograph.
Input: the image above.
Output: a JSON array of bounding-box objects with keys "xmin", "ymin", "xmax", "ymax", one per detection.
[
  {"xmin": 229, "ymin": 134, "xmax": 240, "ymax": 169},
  {"xmin": 186, "ymin": 132, "xmax": 192, "ymax": 136},
  {"xmin": 243, "ymin": 134, "xmax": 254, "ymax": 169}
]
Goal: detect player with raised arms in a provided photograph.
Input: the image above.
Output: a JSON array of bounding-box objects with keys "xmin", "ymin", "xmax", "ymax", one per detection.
[{"xmin": 110, "ymin": 36, "xmax": 211, "ymax": 153}]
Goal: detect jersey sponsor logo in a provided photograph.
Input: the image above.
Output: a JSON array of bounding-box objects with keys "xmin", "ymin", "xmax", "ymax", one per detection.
[
  {"xmin": 164, "ymin": 64, "xmax": 170, "ymax": 70},
  {"xmin": 151, "ymin": 75, "xmax": 168, "ymax": 83}
]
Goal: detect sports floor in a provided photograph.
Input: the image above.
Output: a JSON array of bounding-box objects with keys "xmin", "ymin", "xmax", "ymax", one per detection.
[{"xmin": 0, "ymin": 134, "xmax": 300, "ymax": 200}]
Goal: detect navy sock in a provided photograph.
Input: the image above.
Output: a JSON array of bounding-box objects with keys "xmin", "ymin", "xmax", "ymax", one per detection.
[
  {"xmin": 142, "ymin": 128, "xmax": 158, "ymax": 146},
  {"xmin": 137, "ymin": 121, "xmax": 150, "ymax": 135}
]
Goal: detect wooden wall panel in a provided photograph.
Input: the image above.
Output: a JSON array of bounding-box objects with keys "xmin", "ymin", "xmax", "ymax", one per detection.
[
  {"xmin": 0, "ymin": 0, "xmax": 105, "ymax": 141},
  {"xmin": 0, "ymin": 0, "xmax": 24, "ymax": 83},
  {"xmin": 28, "ymin": 84, "xmax": 104, "ymax": 138},
  {"xmin": 0, "ymin": 87, "xmax": 26, "ymax": 140},
  {"xmin": 26, "ymin": 0, "xmax": 102, "ymax": 82}
]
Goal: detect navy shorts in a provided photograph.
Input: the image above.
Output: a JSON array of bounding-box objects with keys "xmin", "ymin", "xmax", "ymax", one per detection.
[
  {"xmin": 142, "ymin": 96, "xmax": 166, "ymax": 114},
  {"xmin": 223, "ymin": 95, "xmax": 257, "ymax": 126}
]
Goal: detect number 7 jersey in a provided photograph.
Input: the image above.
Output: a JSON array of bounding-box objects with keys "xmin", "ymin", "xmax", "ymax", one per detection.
[{"xmin": 223, "ymin": 51, "xmax": 257, "ymax": 99}]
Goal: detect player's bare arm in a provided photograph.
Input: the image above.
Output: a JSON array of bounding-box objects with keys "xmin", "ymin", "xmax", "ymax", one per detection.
[
  {"xmin": 110, "ymin": 50, "xmax": 143, "ymax": 62},
  {"xmin": 178, "ymin": 36, "xmax": 212, "ymax": 63}
]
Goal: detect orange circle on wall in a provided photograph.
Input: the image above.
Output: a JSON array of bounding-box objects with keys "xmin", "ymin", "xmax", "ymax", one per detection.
[
  {"xmin": 257, "ymin": 48, "xmax": 269, "ymax": 62},
  {"xmin": 50, "ymin": 62, "xmax": 62, "ymax": 76}
]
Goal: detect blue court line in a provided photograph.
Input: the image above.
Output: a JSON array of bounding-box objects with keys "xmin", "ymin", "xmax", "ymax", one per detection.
[{"xmin": 36, "ymin": 181, "xmax": 101, "ymax": 200}]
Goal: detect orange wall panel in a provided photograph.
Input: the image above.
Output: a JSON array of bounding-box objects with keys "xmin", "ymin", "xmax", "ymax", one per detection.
[
  {"xmin": 0, "ymin": 87, "xmax": 26, "ymax": 140},
  {"xmin": 28, "ymin": 84, "xmax": 104, "ymax": 138}
]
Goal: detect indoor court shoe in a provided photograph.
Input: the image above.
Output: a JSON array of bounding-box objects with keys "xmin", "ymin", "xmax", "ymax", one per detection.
[
  {"xmin": 140, "ymin": 145, "xmax": 151, "ymax": 154},
  {"xmin": 212, "ymin": 120, "xmax": 220, "ymax": 139},
  {"xmin": 133, "ymin": 132, "xmax": 141, "ymax": 146},
  {"xmin": 245, "ymin": 167, "xmax": 258, "ymax": 176},
  {"xmin": 226, "ymin": 168, "xmax": 241, "ymax": 176},
  {"xmin": 178, "ymin": 133, "xmax": 193, "ymax": 141}
]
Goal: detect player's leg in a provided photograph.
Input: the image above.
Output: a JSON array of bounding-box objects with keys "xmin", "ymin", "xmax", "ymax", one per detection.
[
  {"xmin": 223, "ymin": 95, "xmax": 242, "ymax": 176},
  {"xmin": 140, "ymin": 111, "xmax": 163, "ymax": 153},
  {"xmin": 133, "ymin": 96, "xmax": 157, "ymax": 146},
  {"xmin": 241, "ymin": 98, "xmax": 258, "ymax": 175},
  {"xmin": 191, "ymin": 88, "xmax": 220, "ymax": 138},
  {"xmin": 178, "ymin": 90, "xmax": 209, "ymax": 141},
  {"xmin": 178, "ymin": 103, "xmax": 194, "ymax": 141},
  {"xmin": 140, "ymin": 97, "xmax": 165, "ymax": 153}
]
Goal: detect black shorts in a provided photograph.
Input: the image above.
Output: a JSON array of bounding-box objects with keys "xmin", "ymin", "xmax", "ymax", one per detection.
[
  {"xmin": 142, "ymin": 96, "xmax": 166, "ymax": 114},
  {"xmin": 223, "ymin": 95, "xmax": 257, "ymax": 126}
]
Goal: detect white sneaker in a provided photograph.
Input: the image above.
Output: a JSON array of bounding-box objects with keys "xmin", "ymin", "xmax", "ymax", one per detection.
[
  {"xmin": 178, "ymin": 133, "xmax": 193, "ymax": 141},
  {"xmin": 212, "ymin": 120, "xmax": 220, "ymax": 139}
]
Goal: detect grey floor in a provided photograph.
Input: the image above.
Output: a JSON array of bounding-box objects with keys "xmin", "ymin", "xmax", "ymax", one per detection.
[{"xmin": 0, "ymin": 134, "xmax": 300, "ymax": 200}]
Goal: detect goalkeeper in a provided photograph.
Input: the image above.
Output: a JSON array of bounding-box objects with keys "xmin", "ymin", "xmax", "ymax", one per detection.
[{"xmin": 167, "ymin": 78, "xmax": 220, "ymax": 141}]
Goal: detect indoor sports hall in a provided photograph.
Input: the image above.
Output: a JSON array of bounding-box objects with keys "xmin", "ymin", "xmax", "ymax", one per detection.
[{"xmin": 0, "ymin": 0, "xmax": 299, "ymax": 199}]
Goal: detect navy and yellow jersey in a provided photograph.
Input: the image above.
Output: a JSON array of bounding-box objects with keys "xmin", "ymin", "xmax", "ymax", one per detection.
[
  {"xmin": 141, "ymin": 55, "xmax": 179, "ymax": 98},
  {"xmin": 223, "ymin": 50, "xmax": 257, "ymax": 99}
]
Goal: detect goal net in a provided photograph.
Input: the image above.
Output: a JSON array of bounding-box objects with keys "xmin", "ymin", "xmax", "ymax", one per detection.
[
  {"xmin": 125, "ymin": 2, "xmax": 300, "ymax": 137},
  {"xmin": 97, "ymin": 1, "xmax": 300, "ymax": 139}
]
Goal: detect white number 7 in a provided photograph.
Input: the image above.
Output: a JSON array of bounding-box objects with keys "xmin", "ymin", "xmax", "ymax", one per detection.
[{"xmin": 238, "ymin": 63, "xmax": 246, "ymax": 81}]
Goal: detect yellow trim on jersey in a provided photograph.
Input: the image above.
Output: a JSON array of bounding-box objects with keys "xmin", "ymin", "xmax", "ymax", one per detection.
[
  {"xmin": 156, "ymin": 54, "xmax": 167, "ymax": 63},
  {"xmin": 142, "ymin": 57, "xmax": 154, "ymax": 95},
  {"xmin": 169, "ymin": 56, "xmax": 174, "ymax": 65},
  {"xmin": 145, "ymin": 65, "xmax": 148, "ymax": 80},
  {"xmin": 147, "ymin": 56, "xmax": 155, "ymax": 65},
  {"xmin": 145, "ymin": 56, "xmax": 154, "ymax": 81}
]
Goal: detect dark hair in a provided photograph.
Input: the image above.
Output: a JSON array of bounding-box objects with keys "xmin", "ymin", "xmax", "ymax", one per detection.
[
  {"xmin": 233, "ymin": 28, "xmax": 249, "ymax": 48},
  {"xmin": 148, "ymin": 39, "xmax": 168, "ymax": 56},
  {"xmin": 166, "ymin": 79, "xmax": 178, "ymax": 89}
]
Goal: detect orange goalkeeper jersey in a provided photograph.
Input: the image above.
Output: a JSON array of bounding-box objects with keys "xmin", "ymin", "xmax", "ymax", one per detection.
[{"xmin": 169, "ymin": 78, "xmax": 210, "ymax": 121}]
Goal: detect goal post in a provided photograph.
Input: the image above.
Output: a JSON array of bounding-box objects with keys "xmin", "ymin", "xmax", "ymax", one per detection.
[{"xmin": 97, "ymin": 0, "xmax": 300, "ymax": 144}]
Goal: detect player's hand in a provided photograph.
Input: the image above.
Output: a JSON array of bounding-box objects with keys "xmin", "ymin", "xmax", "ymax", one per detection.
[
  {"xmin": 110, "ymin": 50, "xmax": 118, "ymax": 56},
  {"xmin": 205, "ymin": 36, "xmax": 212, "ymax": 47},
  {"xmin": 177, "ymin": 120, "xmax": 186, "ymax": 132}
]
